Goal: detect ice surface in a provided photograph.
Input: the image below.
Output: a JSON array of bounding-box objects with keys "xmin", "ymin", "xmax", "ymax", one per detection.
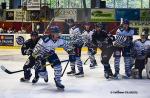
[{"xmin": 0, "ymin": 49, "xmax": 150, "ymax": 98}]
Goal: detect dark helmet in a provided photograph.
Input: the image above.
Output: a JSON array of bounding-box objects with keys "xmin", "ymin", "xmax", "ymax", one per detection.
[
  {"xmin": 67, "ymin": 19, "xmax": 74, "ymax": 24},
  {"xmin": 84, "ymin": 22, "xmax": 91, "ymax": 26},
  {"xmin": 50, "ymin": 26, "xmax": 60, "ymax": 34},
  {"xmin": 123, "ymin": 19, "xmax": 129, "ymax": 25},
  {"xmin": 66, "ymin": 19, "xmax": 75, "ymax": 27},
  {"xmin": 95, "ymin": 22, "xmax": 103, "ymax": 28},
  {"xmin": 31, "ymin": 31, "xmax": 38, "ymax": 36}
]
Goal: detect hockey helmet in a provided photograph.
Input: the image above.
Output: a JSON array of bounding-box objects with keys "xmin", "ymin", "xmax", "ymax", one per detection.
[
  {"xmin": 84, "ymin": 22, "xmax": 91, "ymax": 26},
  {"xmin": 95, "ymin": 22, "xmax": 103, "ymax": 28},
  {"xmin": 50, "ymin": 26, "xmax": 60, "ymax": 34},
  {"xmin": 67, "ymin": 19, "xmax": 74, "ymax": 24},
  {"xmin": 66, "ymin": 19, "xmax": 75, "ymax": 27},
  {"xmin": 31, "ymin": 31, "xmax": 38, "ymax": 36},
  {"xmin": 140, "ymin": 30, "xmax": 149, "ymax": 40},
  {"xmin": 123, "ymin": 19, "xmax": 129, "ymax": 25},
  {"xmin": 141, "ymin": 31, "xmax": 147, "ymax": 36},
  {"xmin": 74, "ymin": 28, "xmax": 81, "ymax": 34},
  {"xmin": 84, "ymin": 22, "xmax": 91, "ymax": 30},
  {"xmin": 141, "ymin": 31, "xmax": 149, "ymax": 37},
  {"xmin": 142, "ymin": 28, "xmax": 149, "ymax": 35}
]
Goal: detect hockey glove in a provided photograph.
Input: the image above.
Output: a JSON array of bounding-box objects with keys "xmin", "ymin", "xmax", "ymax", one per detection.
[
  {"xmin": 97, "ymin": 41, "xmax": 102, "ymax": 47},
  {"xmin": 89, "ymin": 48, "xmax": 96, "ymax": 55},
  {"xmin": 26, "ymin": 49, "xmax": 33, "ymax": 55}
]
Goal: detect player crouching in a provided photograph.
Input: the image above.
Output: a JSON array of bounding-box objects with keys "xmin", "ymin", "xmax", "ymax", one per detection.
[
  {"xmin": 32, "ymin": 26, "xmax": 74, "ymax": 90},
  {"xmin": 20, "ymin": 31, "xmax": 48, "ymax": 83}
]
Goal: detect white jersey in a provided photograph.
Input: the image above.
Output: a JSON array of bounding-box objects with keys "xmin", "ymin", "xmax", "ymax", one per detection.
[
  {"xmin": 69, "ymin": 26, "xmax": 84, "ymax": 46},
  {"xmin": 114, "ymin": 28, "xmax": 134, "ymax": 47},
  {"xmin": 82, "ymin": 30, "xmax": 94, "ymax": 43},
  {"xmin": 133, "ymin": 39, "xmax": 150, "ymax": 59},
  {"xmin": 33, "ymin": 36, "xmax": 72, "ymax": 58},
  {"xmin": 70, "ymin": 26, "xmax": 81, "ymax": 35},
  {"xmin": 38, "ymin": 39, "xmax": 69, "ymax": 50}
]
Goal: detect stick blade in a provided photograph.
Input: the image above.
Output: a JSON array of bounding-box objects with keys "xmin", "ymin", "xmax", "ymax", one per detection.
[{"xmin": 0, "ymin": 65, "xmax": 12, "ymax": 74}]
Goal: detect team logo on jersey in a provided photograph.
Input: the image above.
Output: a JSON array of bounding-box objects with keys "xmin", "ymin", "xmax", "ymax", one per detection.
[{"xmin": 16, "ymin": 36, "xmax": 25, "ymax": 45}]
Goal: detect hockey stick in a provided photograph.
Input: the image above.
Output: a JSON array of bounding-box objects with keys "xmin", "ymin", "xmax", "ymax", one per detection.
[
  {"xmin": 1, "ymin": 66, "xmax": 24, "ymax": 74},
  {"xmin": 84, "ymin": 57, "xmax": 89, "ymax": 65},
  {"xmin": 108, "ymin": 18, "xmax": 123, "ymax": 34},
  {"xmin": 61, "ymin": 60, "xmax": 70, "ymax": 77},
  {"xmin": 0, "ymin": 60, "xmax": 69, "ymax": 74},
  {"xmin": 43, "ymin": 8, "xmax": 61, "ymax": 35}
]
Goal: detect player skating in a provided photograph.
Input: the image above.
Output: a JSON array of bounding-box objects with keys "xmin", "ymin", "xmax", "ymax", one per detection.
[
  {"xmin": 82, "ymin": 22, "xmax": 98, "ymax": 69},
  {"xmin": 20, "ymin": 31, "xmax": 48, "ymax": 83},
  {"xmin": 92, "ymin": 23, "xmax": 115, "ymax": 79},
  {"xmin": 32, "ymin": 26, "xmax": 74, "ymax": 90},
  {"xmin": 66, "ymin": 19, "xmax": 84, "ymax": 77}
]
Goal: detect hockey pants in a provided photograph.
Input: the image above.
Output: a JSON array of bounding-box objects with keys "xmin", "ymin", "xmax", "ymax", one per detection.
[
  {"xmin": 23, "ymin": 56, "xmax": 35, "ymax": 79},
  {"xmin": 114, "ymin": 57, "xmax": 132, "ymax": 77}
]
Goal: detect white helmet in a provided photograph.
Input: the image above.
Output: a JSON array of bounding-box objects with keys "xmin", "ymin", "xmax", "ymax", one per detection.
[
  {"xmin": 73, "ymin": 28, "xmax": 81, "ymax": 35},
  {"xmin": 141, "ymin": 31, "xmax": 148, "ymax": 36}
]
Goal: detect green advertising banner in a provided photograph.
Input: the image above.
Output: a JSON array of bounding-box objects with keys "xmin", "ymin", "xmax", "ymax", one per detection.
[
  {"xmin": 140, "ymin": 9, "xmax": 150, "ymax": 21},
  {"xmin": 91, "ymin": 9, "xmax": 115, "ymax": 22}
]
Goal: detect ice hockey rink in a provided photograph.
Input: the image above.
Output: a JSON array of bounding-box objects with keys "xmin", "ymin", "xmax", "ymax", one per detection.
[{"xmin": 0, "ymin": 48, "xmax": 150, "ymax": 98}]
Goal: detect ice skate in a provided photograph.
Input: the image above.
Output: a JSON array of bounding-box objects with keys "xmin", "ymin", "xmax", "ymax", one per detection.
[
  {"xmin": 44, "ymin": 75, "xmax": 48, "ymax": 83},
  {"xmin": 75, "ymin": 72, "xmax": 84, "ymax": 77},
  {"xmin": 54, "ymin": 78, "xmax": 65, "ymax": 90},
  {"xmin": 67, "ymin": 70, "xmax": 76, "ymax": 76},
  {"xmin": 113, "ymin": 73, "xmax": 122, "ymax": 80},
  {"xmin": 32, "ymin": 77, "xmax": 39, "ymax": 83},
  {"xmin": 89, "ymin": 64, "xmax": 95, "ymax": 69},
  {"xmin": 20, "ymin": 77, "xmax": 30, "ymax": 82},
  {"xmin": 104, "ymin": 71, "xmax": 109, "ymax": 79}
]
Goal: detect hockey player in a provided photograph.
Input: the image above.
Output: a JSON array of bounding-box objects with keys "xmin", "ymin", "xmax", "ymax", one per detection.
[
  {"xmin": 92, "ymin": 23, "xmax": 114, "ymax": 79},
  {"xmin": 66, "ymin": 19, "xmax": 84, "ymax": 77},
  {"xmin": 113, "ymin": 19, "xmax": 134, "ymax": 79},
  {"xmin": 20, "ymin": 31, "xmax": 48, "ymax": 83},
  {"xmin": 132, "ymin": 30, "xmax": 150, "ymax": 79},
  {"xmin": 32, "ymin": 26, "xmax": 74, "ymax": 89},
  {"xmin": 82, "ymin": 22, "xmax": 97, "ymax": 69}
]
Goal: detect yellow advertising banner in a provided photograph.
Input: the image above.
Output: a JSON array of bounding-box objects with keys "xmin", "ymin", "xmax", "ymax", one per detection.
[
  {"xmin": 54, "ymin": 9, "xmax": 77, "ymax": 22},
  {"xmin": 14, "ymin": 9, "xmax": 26, "ymax": 22}
]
